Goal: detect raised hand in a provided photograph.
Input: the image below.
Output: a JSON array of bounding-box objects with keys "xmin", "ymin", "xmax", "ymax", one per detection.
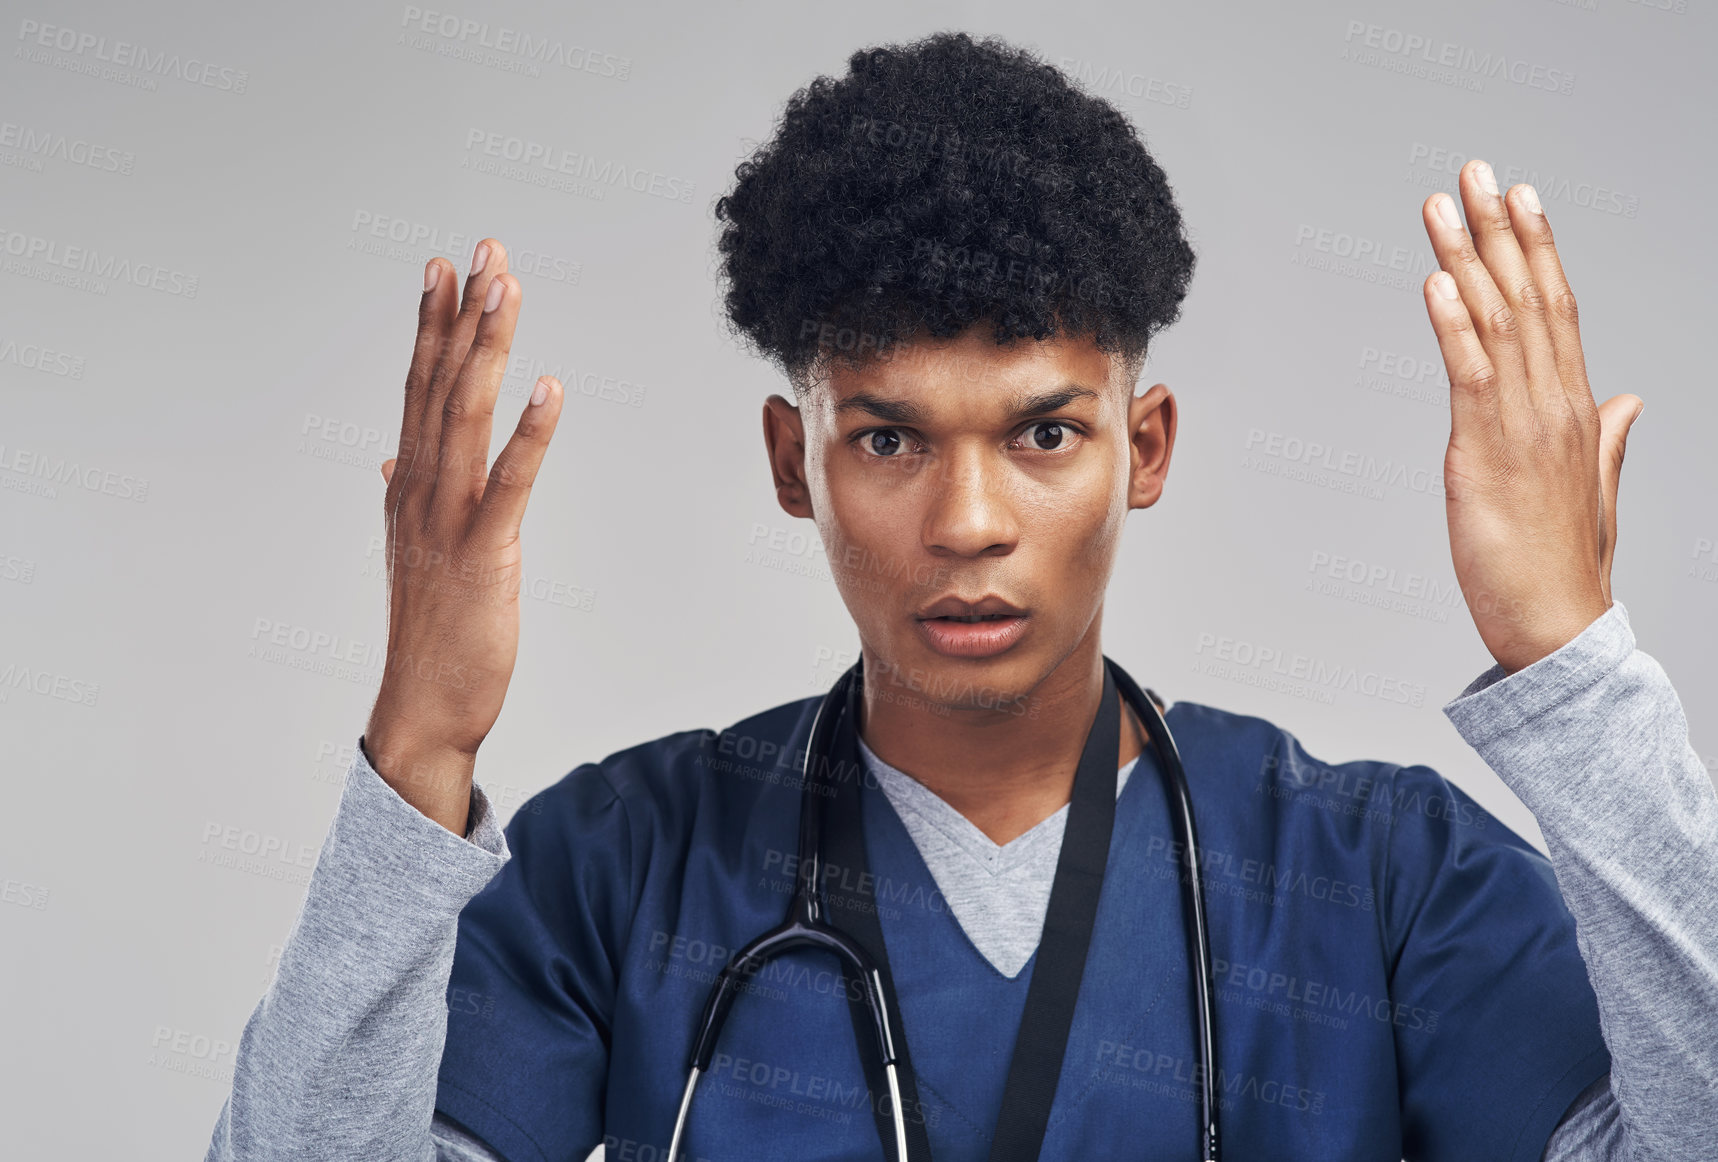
[
  {"xmin": 365, "ymin": 239, "xmax": 565, "ymax": 833},
  {"xmin": 1419, "ymin": 160, "xmax": 1645, "ymax": 676}
]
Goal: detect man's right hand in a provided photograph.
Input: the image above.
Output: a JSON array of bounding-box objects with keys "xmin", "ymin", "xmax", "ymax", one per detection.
[{"xmin": 363, "ymin": 239, "xmax": 563, "ymax": 834}]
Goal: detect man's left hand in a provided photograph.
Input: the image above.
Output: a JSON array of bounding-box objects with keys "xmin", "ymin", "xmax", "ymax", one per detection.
[{"xmin": 1419, "ymin": 158, "xmax": 1644, "ymax": 676}]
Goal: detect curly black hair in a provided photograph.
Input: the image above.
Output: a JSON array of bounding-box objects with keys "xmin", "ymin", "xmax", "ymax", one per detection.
[{"xmin": 713, "ymin": 30, "xmax": 1197, "ymax": 393}]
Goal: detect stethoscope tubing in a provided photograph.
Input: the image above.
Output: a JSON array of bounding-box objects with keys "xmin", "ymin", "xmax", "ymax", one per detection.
[
  {"xmin": 1110, "ymin": 662, "xmax": 1221, "ymax": 1162},
  {"xmin": 668, "ymin": 658, "xmax": 1220, "ymax": 1162}
]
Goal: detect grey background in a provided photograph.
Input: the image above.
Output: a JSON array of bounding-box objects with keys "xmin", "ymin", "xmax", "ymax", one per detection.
[{"xmin": 2, "ymin": 0, "xmax": 1713, "ymax": 1156}]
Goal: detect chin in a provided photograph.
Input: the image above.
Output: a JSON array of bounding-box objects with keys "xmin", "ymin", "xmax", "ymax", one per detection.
[{"xmin": 868, "ymin": 629, "xmax": 1044, "ymax": 716}]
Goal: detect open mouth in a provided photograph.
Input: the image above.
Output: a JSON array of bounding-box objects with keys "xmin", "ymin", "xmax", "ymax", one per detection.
[{"xmin": 915, "ymin": 610, "xmax": 1028, "ymax": 658}]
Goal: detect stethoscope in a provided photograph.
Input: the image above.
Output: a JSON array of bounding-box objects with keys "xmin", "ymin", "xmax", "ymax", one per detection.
[{"xmin": 668, "ymin": 655, "xmax": 1220, "ymax": 1162}]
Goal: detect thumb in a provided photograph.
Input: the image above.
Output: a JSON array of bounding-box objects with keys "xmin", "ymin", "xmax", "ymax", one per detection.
[
  {"xmin": 1596, "ymin": 394, "xmax": 1644, "ymax": 493},
  {"xmin": 1594, "ymin": 393, "xmax": 1644, "ymax": 593},
  {"xmin": 381, "ymin": 457, "xmax": 396, "ymax": 485}
]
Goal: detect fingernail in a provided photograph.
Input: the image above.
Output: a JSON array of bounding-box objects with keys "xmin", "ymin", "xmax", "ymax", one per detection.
[
  {"xmin": 1520, "ymin": 184, "xmax": 1543, "ymax": 214},
  {"xmin": 472, "ymin": 242, "xmax": 490, "ymax": 275},
  {"xmin": 530, "ymin": 377, "xmax": 549, "ymax": 406},
  {"xmin": 1474, "ymin": 161, "xmax": 1498, "ymax": 196},
  {"xmin": 1434, "ymin": 271, "xmax": 1459, "ymax": 300},
  {"xmin": 1436, "ymin": 194, "xmax": 1462, "ymax": 229},
  {"xmin": 424, "ymin": 261, "xmax": 439, "ymax": 293},
  {"xmin": 483, "ymin": 277, "xmax": 505, "ymax": 313}
]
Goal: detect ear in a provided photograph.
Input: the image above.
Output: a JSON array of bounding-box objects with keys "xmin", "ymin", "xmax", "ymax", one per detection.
[
  {"xmin": 762, "ymin": 394, "xmax": 813, "ymax": 518},
  {"xmin": 1126, "ymin": 383, "xmax": 1176, "ymax": 511}
]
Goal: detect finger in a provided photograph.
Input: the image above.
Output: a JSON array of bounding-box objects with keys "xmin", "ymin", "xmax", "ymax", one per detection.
[
  {"xmin": 1506, "ymin": 183, "xmax": 1596, "ymax": 424},
  {"xmin": 473, "ymin": 377, "xmax": 564, "ymax": 549},
  {"xmin": 418, "ymin": 238, "xmax": 509, "ymax": 490},
  {"xmin": 1422, "ymin": 188, "xmax": 1533, "ymax": 435},
  {"xmin": 1423, "ymin": 269, "xmax": 1502, "ymax": 454},
  {"xmin": 1458, "ymin": 161, "xmax": 1566, "ymax": 426},
  {"xmin": 393, "ymin": 258, "xmax": 457, "ymax": 514},
  {"xmin": 433, "ymin": 272, "xmax": 522, "ymax": 521},
  {"xmin": 381, "ymin": 457, "xmax": 396, "ymax": 485}
]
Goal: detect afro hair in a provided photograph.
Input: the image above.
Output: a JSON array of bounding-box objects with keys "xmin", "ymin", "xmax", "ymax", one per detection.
[{"xmin": 713, "ymin": 29, "xmax": 1197, "ymax": 394}]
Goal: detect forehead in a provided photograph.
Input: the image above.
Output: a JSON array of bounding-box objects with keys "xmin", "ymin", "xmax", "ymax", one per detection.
[{"xmin": 811, "ymin": 327, "xmax": 1120, "ymax": 418}]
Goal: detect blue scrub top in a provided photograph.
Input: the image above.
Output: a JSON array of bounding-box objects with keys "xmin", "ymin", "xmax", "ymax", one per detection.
[{"xmin": 434, "ymin": 690, "xmax": 1609, "ymax": 1162}]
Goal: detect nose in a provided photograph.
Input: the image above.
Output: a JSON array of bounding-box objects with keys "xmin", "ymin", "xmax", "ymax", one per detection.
[{"xmin": 921, "ymin": 443, "xmax": 1019, "ymax": 557}]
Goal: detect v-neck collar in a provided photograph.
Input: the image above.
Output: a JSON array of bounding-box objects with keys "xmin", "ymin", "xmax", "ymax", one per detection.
[{"xmin": 856, "ymin": 732, "xmax": 1140, "ymax": 876}]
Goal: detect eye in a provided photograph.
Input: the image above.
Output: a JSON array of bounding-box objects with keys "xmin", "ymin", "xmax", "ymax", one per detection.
[
  {"xmin": 853, "ymin": 427, "xmax": 918, "ymax": 459},
  {"xmin": 1014, "ymin": 420, "xmax": 1083, "ymax": 453}
]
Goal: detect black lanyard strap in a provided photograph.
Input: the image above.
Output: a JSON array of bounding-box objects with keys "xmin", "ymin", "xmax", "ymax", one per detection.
[{"xmin": 825, "ymin": 661, "xmax": 1124, "ymax": 1162}]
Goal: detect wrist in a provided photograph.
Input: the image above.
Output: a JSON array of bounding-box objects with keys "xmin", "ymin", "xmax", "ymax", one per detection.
[
  {"xmin": 360, "ymin": 725, "xmax": 478, "ymax": 835},
  {"xmin": 1495, "ymin": 600, "xmax": 1613, "ymax": 676}
]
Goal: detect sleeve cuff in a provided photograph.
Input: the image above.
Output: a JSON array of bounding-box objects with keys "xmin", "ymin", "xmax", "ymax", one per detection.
[
  {"xmin": 340, "ymin": 735, "xmax": 511, "ymax": 907},
  {"xmin": 1441, "ymin": 600, "xmax": 1637, "ymax": 749}
]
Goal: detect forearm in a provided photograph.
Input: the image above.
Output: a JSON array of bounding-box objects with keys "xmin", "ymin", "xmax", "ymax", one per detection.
[
  {"xmin": 1444, "ymin": 600, "xmax": 1718, "ymax": 1160},
  {"xmin": 204, "ymin": 736, "xmax": 511, "ymax": 1162}
]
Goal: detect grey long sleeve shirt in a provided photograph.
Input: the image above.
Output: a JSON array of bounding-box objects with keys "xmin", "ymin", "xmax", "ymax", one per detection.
[{"xmin": 201, "ymin": 600, "xmax": 1718, "ymax": 1161}]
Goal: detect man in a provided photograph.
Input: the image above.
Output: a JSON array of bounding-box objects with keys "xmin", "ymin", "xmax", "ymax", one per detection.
[{"xmin": 205, "ymin": 31, "xmax": 1716, "ymax": 1162}]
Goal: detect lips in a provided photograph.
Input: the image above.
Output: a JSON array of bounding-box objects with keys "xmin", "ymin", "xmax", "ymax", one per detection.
[
  {"xmin": 916, "ymin": 594, "xmax": 1027, "ymax": 621},
  {"xmin": 913, "ymin": 594, "xmax": 1030, "ymax": 659}
]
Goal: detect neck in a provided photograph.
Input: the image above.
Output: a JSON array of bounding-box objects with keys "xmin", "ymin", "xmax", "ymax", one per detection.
[{"xmin": 855, "ymin": 626, "xmax": 1147, "ymax": 846}]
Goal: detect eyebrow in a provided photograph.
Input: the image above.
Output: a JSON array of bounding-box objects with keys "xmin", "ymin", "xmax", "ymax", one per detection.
[{"xmin": 834, "ymin": 383, "xmax": 1102, "ymax": 425}]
